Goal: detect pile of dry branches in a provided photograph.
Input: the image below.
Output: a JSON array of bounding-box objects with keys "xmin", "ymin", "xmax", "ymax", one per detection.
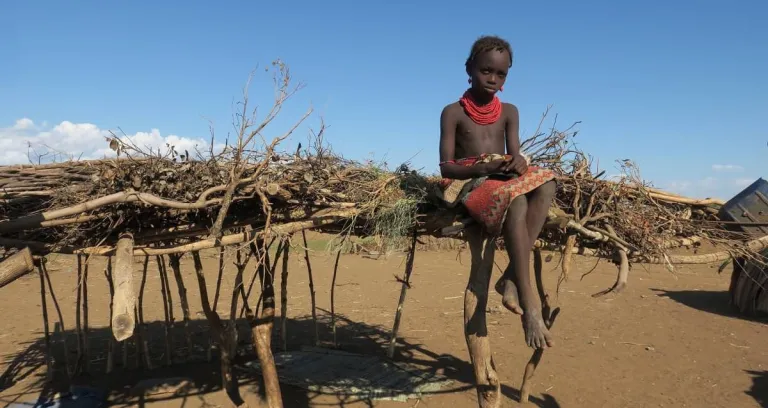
[
  {"xmin": 0, "ymin": 144, "xmax": 414, "ymax": 254},
  {"xmin": 1, "ymin": 105, "xmax": 765, "ymax": 268}
]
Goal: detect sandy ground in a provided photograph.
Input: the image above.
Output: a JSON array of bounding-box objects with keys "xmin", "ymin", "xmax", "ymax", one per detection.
[{"xmin": 0, "ymin": 237, "xmax": 766, "ymax": 408}]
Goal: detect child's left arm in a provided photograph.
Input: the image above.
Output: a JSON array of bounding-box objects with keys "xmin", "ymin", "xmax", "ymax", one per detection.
[{"xmin": 504, "ymin": 103, "xmax": 528, "ymax": 175}]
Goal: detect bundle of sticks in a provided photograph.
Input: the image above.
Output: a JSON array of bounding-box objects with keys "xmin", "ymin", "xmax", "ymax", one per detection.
[{"xmin": 1, "ymin": 107, "xmax": 765, "ymax": 273}]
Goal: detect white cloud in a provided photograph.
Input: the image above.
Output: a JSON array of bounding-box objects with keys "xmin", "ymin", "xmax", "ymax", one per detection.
[
  {"xmin": 733, "ymin": 178, "xmax": 755, "ymax": 189},
  {"xmin": 0, "ymin": 118, "xmax": 215, "ymax": 165},
  {"xmin": 663, "ymin": 176, "xmax": 759, "ymax": 200},
  {"xmin": 711, "ymin": 164, "xmax": 744, "ymax": 172},
  {"xmin": 13, "ymin": 118, "xmax": 35, "ymax": 130}
]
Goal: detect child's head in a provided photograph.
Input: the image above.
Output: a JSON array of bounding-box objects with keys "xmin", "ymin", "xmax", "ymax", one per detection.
[{"xmin": 465, "ymin": 35, "xmax": 513, "ymax": 96}]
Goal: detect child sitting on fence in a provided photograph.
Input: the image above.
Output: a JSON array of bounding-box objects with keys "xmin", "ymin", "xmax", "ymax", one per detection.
[{"xmin": 438, "ymin": 35, "xmax": 557, "ymax": 349}]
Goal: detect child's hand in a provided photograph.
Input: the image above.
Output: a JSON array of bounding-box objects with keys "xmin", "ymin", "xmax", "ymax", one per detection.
[
  {"xmin": 503, "ymin": 153, "xmax": 528, "ymax": 175},
  {"xmin": 487, "ymin": 158, "xmax": 513, "ymax": 174}
]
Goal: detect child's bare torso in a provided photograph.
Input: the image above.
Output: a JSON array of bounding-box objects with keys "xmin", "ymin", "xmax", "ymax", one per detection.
[{"xmin": 444, "ymin": 101, "xmax": 515, "ymax": 159}]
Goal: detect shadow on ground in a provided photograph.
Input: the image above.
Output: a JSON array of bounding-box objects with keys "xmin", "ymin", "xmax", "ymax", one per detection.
[
  {"xmin": 0, "ymin": 311, "xmax": 560, "ymax": 408},
  {"xmin": 651, "ymin": 288, "xmax": 767, "ymax": 323},
  {"xmin": 746, "ymin": 370, "xmax": 767, "ymax": 407}
]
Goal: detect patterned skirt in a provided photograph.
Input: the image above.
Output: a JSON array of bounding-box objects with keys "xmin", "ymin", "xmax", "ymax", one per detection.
[{"xmin": 439, "ymin": 154, "xmax": 556, "ymax": 236}]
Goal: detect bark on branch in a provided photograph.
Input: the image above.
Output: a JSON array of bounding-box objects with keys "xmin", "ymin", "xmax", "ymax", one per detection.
[
  {"xmin": 111, "ymin": 234, "xmax": 136, "ymax": 341},
  {"xmin": 0, "ymin": 247, "xmax": 35, "ymax": 289}
]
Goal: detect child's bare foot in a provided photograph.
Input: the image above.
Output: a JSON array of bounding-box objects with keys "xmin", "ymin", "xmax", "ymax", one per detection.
[
  {"xmin": 522, "ymin": 309, "xmax": 554, "ymax": 349},
  {"xmin": 494, "ymin": 278, "xmax": 524, "ymax": 315}
]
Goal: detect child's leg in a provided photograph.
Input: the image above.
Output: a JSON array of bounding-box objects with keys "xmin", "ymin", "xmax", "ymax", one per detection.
[
  {"xmin": 524, "ymin": 180, "xmax": 557, "ymax": 247},
  {"xmin": 494, "ymin": 180, "xmax": 557, "ymax": 310},
  {"xmin": 497, "ymin": 196, "xmax": 534, "ymax": 312},
  {"xmin": 496, "ymin": 182, "xmax": 556, "ymax": 348},
  {"xmin": 495, "ymin": 196, "xmax": 529, "ymax": 315}
]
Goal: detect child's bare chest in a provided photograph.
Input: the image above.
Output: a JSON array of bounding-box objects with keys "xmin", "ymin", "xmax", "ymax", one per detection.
[{"xmin": 456, "ymin": 118, "xmax": 506, "ymax": 154}]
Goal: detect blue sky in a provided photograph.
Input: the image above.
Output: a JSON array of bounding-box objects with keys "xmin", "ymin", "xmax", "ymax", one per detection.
[{"xmin": 1, "ymin": 0, "xmax": 766, "ymax": 200}]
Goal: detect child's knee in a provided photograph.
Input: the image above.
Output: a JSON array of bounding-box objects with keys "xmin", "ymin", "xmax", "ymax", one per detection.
[
  {"xmin": 539, "ymin": 179, "xmax": 556, "ymax": 196},
  {"xmin": 505, "ymin": 196, "xmax": 527, "ymax": 221}
]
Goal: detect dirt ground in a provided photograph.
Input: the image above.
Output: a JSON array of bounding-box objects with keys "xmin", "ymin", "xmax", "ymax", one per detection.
[{"xmin": 0, "ymin": 236, "xmax": 766, "ymax": 408}]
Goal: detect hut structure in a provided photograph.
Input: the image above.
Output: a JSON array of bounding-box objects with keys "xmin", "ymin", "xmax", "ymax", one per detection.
[{"xmin": 2, "ymin": 66, "xmax": 766, "ymax": 407}]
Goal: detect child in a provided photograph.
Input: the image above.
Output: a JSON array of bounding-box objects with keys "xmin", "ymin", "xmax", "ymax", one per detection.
[{"xmin": 439, "ymin": 35, "xmax": 557, "ymax": 349}]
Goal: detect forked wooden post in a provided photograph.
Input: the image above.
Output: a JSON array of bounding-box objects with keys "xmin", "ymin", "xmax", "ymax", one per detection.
[
  {"xmin": 387, "ymin": 230, "xmax": 418, "ymax": 359},
  {"xmin": 519, "ymin": 308, "xmax": 560, "ymax": 403},
  {"xmin": 520, "ymin": 248, "xmax": 560, "ymax": 403},
  {"xmin": 111, "ymin": 233, "xmax": 136, "ymax": 342},
  {"xmin": 249, "ymin": 239, "xmax": 284, "ymax": 408}
]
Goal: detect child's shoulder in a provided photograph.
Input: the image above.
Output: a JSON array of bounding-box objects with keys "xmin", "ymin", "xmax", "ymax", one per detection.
[
  {"xmin": 440, "ymin": 101, "xmax": 463, "ymax": 120},
  {"xmin": 502, "ymin": 101, "xmax": 519, "ymax": 112},
  {"xmin": 502, "ymin": 102, "xmax": 519, "ymax": 119},
  {"xmin": 441, "ymin": 101, "xmax": 462, "ymax": 113}
]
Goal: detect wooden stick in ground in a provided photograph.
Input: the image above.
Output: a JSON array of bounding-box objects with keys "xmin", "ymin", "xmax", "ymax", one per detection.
[
  {"xmin": 464, "ymin": 227, "xmax": 501, "ymax": 408},
  {"xmin": 191, "ymin": 251, "xmax": 245, "ymax": 406},
  {"xmin": 37, "ymin": 259, "xmax": 53, "ymax": 381},
  {"xmin": 168, "ymin": 254, "xmax": 192, "ymax": 354},
  {"xmin": 230, "ymin": 248, "xmax": 250, "ymax": 322},
  {"xmin": 519, "ymin": 308, "xmax": 561, "ymax": 403},
  {"xmin": 168, "ymin": 254, "xmax": 192, "ymax": 353},
  {"xmin": 331, "ymin": 245, "xmax": 343, "ymax": 347},
  {"xmin": 111, "ymin": 233, "xmax": 136, "ymax": 342},
  {"xmin": 520, "ymin": 247, "xmax": 556, "ymax": 403},
  {"xmin": 0, "ymin": 247, "xmax": 34, "ymax": 289},
  {"xmin": 40, "ymin": 260, "xmax": 71, "ymax": 377},
  {"xmin": 387, "ymin": 230, "xmax": 418, "ymax": 359},
  {"xmin": 248, "ymin": 239, "xmax": 283, "ymax": 408},
  {"xmin": 301, "ymin": 230, "xmax": 319, "ymax": 346},
  {"xmin": 208, "ymin": 247, "xmax": 226, "ymax": 362},
  {"xmin": 280, "ymin": 237, "xmax": 290, "ymax": 351},
  {"xmin": 156, "ymin": 256, "xmax": 173, "ymax": 366},
  {"xmin": 136, "ymin": 257, "xmax": 153, "ymax": 370},
  {"xmin": 532, "ymin": 249, "xmax": 551, "ymax": 320},
  {"xmin": 82, "ymin": 256, "xmax": 90, "ymax": 374},
  {"xmin": 75, "ymin": 255, "xmax": 84, "ymax": 374},
  {"xmin": 104, "ymin": 258, "xmax": 116, "ymax": 373},
  {"xmin": 240, "ymin": 239, "xmax": 277, "ymax": 318}
]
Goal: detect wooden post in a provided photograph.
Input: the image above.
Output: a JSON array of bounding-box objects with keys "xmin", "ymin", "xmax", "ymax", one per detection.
[
  {"xmin": 519, "ymin": 308, "xmax": 560, "ymax": 403},
  {"xmin": 280, "ymin": 238, "xmax": 290, "ymax": 351},
  {"xmin": 464, "ymin": 227, "xmax": 501, "ymax": 408},
  {"xmin": 104, "ymin": 258, "xmax": 116, "ymax": 373},
  {"xmin": 168, "ymin": 254, "xmax": 193, "ymax": 353},
  {"xmin": 0, "ymin": 247, "xmax": 35, "ymax": 289},
  {"xmin": 301, "ymin": 231, "xmax": 319, "ymax": 346},
  {"xmin": 75, "ymin": 256, "xmax": 84, "ymax": 374},
  {"xmin": 40, "ymin": 260, "xmax": 72, "ymax": 377},
  {"xmin": 330, "ymin": 247, "xmax": 342, "ymax": 347},
  {"xmin": 156, "ymin": 256, "xmax": 174, "ymax": 366},
  {"xmin": 520, "ymin": 248, "xmax": 560, "ymax": 403},
  {"xmin": 387, "ymin": 231, "xmax": 418, "ymax": 359},
  {"xmin": 249, "ymin": 240, "xmax": 284, "ymax": 408},
  {"xmin": 37, "ymin": 260, "xmax": 53, "ymax": 381},
  {"xmin": 111, "ymin": 233, "xmax": 136, "ymax": 342}
]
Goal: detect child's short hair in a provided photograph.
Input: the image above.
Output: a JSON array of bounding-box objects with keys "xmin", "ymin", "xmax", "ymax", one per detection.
[{"xmin": 465, "ymin": 35, "xmax": 513, "ymax": 72}]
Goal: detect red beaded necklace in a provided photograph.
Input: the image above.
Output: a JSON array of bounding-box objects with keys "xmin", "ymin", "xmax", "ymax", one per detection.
[{"xmin": 459, "ymin": 89, "xmax": 502, "ymax": 125}]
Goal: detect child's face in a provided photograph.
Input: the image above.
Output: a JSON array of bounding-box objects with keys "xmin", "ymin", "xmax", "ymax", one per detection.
[{"xmin": 468, "ymin": 49, "xmax": 510, "ymax": 96}]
